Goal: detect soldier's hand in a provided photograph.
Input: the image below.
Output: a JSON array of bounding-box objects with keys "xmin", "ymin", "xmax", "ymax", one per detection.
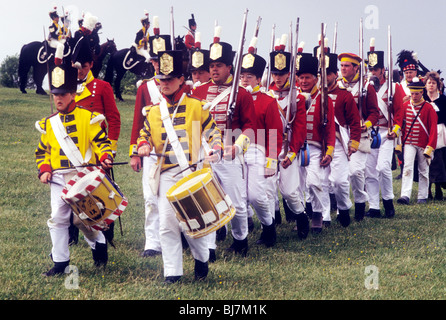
[
  {"xmin": 348, "ymin": 146, "xmax": 357, "ymax": 157},
  {"xmin": 40, "ymin": 172, "xmax": 52, "ymax": 184},
  {"xmin": 205, "ymin": 150, "xmax": 220, "ymax": 163},
  {"xmin": 281, "ymin": 157, "xmax": 292, "ymax": 169},
  {"xmin": 130, "ymin": 156, "xmax": 142, "ymax": 172},
  {"xmin": 138, "ymin": 144, "xmax": 151, "ymax": 157},
  {"xmin": 387, "ymin": 131, "xmax": 397, "ymax": 140},
  {"xmin": 320, "ymin": 154, "xmax": 332, "ymax": 168},
  {"xmin": 101, "ymin": 158, "xmax": 113, "ymax": 171},
  {"xmin": 223, "ymin": 146, "xmax": 237, "ymax": 161}
]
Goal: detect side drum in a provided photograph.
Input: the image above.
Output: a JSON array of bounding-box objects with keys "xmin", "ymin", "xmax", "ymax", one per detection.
[
  {"xmin": 166, "ymin": 168, "xmax": 235, "ymax": 239},
  {"xmin": 61, "ymin": 167, "xmax": 128, "ymax": 231}
]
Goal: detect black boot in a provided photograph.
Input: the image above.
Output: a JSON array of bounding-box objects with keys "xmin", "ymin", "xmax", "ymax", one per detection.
[
  {"xmin": 194, "ymin": 259, "xmax": 209, "ymax": 281},
  {"xmin": 383, "ymin": 199, "xmax": 395, "ymax": 218},
  {"xmin": 92, "ymin": 242, "xmax": 108, "ymax": 268},
  {"xmin": 295, "ymin": 212, "xmax": 309, "ymax": 240},
  {"xmin": 274, "ymin": 209, "xmax": 282, "ymax": 225},
  {"xmin": 354, "ymin": 203, "xmax": 366, "ymax": 221},
  {"xmin": 283, "ymin": 198, "xmax": 295, "ymax": 222},
  {"xmin": 305, "ymin": 202, "xmax": 313, "ymax": 219},
  {"xmin": 226, "ymin": 237, "xmax": 248, "ymax": 256},
  {"xmin": 256, "ymin": 221, "xmax": 276, "ymax": 247},
  {"xmin": 329, "ymin": 193, "xmax": 337, "ymax": 212},
  {"xmin": 338, "ymin": 209, "xmax": 351, "ymax": 227},
  {"xmin": 42, "ymin": 260, "xmax": 69, "ymax": 277},
  {"xmin": 366, "ymin": 208, "xmax": 382, "ymax": 218},
  {"xmin": 311, "ymin": 212, "xmax": 323, "ymax": 234}
]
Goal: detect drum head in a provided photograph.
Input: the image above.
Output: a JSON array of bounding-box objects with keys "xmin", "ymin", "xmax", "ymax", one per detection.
[{"xmin": 63, "ymin": 169, "xmax": 104, "ymax": 201}]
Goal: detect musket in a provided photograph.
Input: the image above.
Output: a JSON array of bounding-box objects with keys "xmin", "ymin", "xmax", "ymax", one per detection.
[
  {"xmin": 252, "ymin": 16, "xmax": 262, "ymax": 52},
  {"xmin": 43, "ymin": 26, "xmax": 54, "ymax": 114},
  {"xmin": 387, "ymin": 25, "xmax": 394, "ymax": 134},
  {"xmin": 358, "ymin": 18, "xmax": 365, "ymax": 124},
  {"xmin": 265, "ymin": 24, "xmax": 276, "ymax": 89},
  {"xmin": 282, "ymin": 17, "xmax": 299, "ymax": 155},
  {"xmin": 320, "ymin": 22, "xmax": 328, "ymax": 157},
  {"xmin": 226, "ymin": 9, "xmax": 248, "ymax": 143},
  {"xmin": 332, "ymin": 22, "xmax": 338, "ymax": 53},
  {"xmin": 225, "ymin": 9, "xmax": 248, "ymax": 176},
  {"xmin": 170, "ymin": 6, "xmax": 176, "ymax": 50}
]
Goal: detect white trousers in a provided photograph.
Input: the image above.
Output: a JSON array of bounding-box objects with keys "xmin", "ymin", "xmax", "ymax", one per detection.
[
  {"xmin": 400, "ymin": 144, "xmax": 431, "ymax": 200},
  {"xmin": 158, "ymin": 168, "xmax": 209, "ymax": 277},
  {"xmin": 211, "ymin": 157, "xmax": 248, "ymax": 241},
  {"xmin": 278, "ymin": 157, "xmax": 305, "ymax": 215},
  {"xmin": 142, "ymin": 155, "xmax": 161, "ymax": 252},
  {"xmin": 365, "ymin": 128, "xmax": 395, "ymax": 209},
  {"xmin": 48, "ymin": 172, "xmax": 105, "ymax": 263},
  {"xmin": 300, "ymin": 144, "xmax": 328, "ymax": 213},
  {"xmin": 349, "ymin": 148, "xmax": 369, "ymax": 203},
  {"xmin": 245, "ymin": 146, "xmax": 273, "ymax": 226},
  {"xmin": 327, "ymin": 137, "xmax": 352, "ymax": 212}
]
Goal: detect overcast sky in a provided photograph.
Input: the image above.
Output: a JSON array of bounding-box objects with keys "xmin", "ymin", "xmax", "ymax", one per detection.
[{"xmin": 1, "ymin": 0, "xmax": 445, "ymax": 75}]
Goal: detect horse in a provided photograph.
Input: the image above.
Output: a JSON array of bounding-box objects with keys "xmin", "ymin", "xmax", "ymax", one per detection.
[
  {"xmin": 18, "ymin": 41, "xmax": 57, "ymax": 95},
  {"xmin": 104, "ymin": 47, "xmax": 154, "ymax": 101},
  {"xmin": 91, "ymin": 39, "xmax": 117, "ymax": 78},
  {"xmin": 104, "ymin": 36, "xmax": 188, "ymax": 101},
  {"xmin": 18, "ymin": 38, "xmax": 116, "ymax": 95}
]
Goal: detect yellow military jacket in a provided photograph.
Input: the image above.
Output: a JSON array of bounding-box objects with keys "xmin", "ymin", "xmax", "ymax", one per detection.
[
  {"xmin": 137, "ymin": 87, "xmax": 222, "ymax": 172},
  {"xmin": 35, "ymin": 103, "xmax": 113, "ymax": 176}
]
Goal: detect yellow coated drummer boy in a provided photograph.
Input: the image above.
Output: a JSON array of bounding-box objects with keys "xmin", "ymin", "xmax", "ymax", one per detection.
[
  {"xmin": 137, "ymin": 50, "xmax": 222, "ymax": 284},
  {"xmin": 35, "ymin": 59, "xmax": 113, "ymax": 276}
]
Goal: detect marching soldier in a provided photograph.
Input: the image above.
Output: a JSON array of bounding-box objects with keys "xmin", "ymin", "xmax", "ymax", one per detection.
[
  {"xmin": 129, "ymin": 35, "xmax": 172, "ymax": 258},
  {"xmin": 193, "ymin": 26, "xmax": 257, "ymax": 255},
  {"xmin": 364, "ymin": 40, "xmax": 405, "ymax": 218},
  {"xmin": 397, "ymin": 79, "xmax": 437, "ymax": 204},
  {"xmin": 322, "ymin": 52, "xmax": 361, "ymax": 226},
  {"xmin": 297, "ymin": 52, "xmax": 336, "ymax": 233},
  {"xmin": 188, "ymin": 33, "xmax": 211, "ymax": 87},
  {"xmin": 65, "ymin": 35, "xmax": 121, "ymax": 246},
  {"xmin": 137, "ymin": 50, "xmax": 222, "ymax": 283},
  {"xmin": 337, "ymin": 52, "xmax": 379, "ymax": 225},
  {"xmin": 35, "ymin": 59, "xmax": 113, "ymax": 276},
  {"xmin": 268, "ymin": 36, "xmax": 309, "ymax": 239},
  {"xmin": 73, "ymin": 40, "xmax": 121, "ymax": 156},
  {"xmin": 239, "ymin": 38, "xmax": 283, "ymax": 246}
]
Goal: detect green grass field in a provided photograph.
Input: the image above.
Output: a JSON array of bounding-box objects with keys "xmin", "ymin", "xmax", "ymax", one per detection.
[{"xmin": 1, "ymin": 86, "xmax": 445, "ymax": 302}]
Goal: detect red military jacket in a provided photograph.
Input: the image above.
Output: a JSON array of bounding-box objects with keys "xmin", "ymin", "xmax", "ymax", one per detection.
[
  {"xmin": 288, "ymin": 93, "xmax": 307, "ymax": 155},
  {"xmin": 129, "ymin": 78, "xmax": 160, "ymax": 156},
  {"xmin": 75, "ymin": 71, "xmax": 121, "ymax": 144},
  {"xmin": 328, "ymin": 83, "xmax": 361, "ymax": 149},
  {"xmin": 338, "ymin": 75, "xmax": 380, "ymax": 129},
  {"xmin": 192, "ymin": 77, "xmax": 257, "ymax": 143},
  {"xmin": 374, "ymin": 77, "xmax": 405, "ymax": 133},
  {"xmin": 402, "ymin": 99, "xmax": 437, "ymax": 150},
  {"xmin": 268, "ymin": 80, "xmax": 306, "ymax": 156},
  {"xmin": 249, "ymin": 86, "xmax": 283, "ymax": 159},
  {"xmin": 303, "ymin": 88, "xmax": 336, "ymax": 157}
]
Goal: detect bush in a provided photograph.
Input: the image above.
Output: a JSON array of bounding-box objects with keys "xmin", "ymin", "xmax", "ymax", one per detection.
[{"xmin": 0, "ymin": 55, "xmax": 20, "ymax": 88}]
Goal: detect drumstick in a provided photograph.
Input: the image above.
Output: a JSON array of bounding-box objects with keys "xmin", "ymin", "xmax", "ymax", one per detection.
[
  {"xmin": 73, "ymin": 162, "xmax": 129, "ymax": 168},
  {"xmin": 48, "ymin": 179, "xmax": 65, "ymax": 187},
  {"xmin": 173, "ymin": 150, "xmax": 216, "ymax": 177}
]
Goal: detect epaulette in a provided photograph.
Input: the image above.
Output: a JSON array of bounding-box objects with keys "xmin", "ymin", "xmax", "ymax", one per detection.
[
  {"xmin": 142, "ymin": 105, "xmax": 154, "ymax": 117},
  {"xmin": 35, "ymin": 112, "xmax": 58, "ymax": 134},
  {"xmin": 90, "ymin": 112, "xmax": 106, "ymax": 124}
]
